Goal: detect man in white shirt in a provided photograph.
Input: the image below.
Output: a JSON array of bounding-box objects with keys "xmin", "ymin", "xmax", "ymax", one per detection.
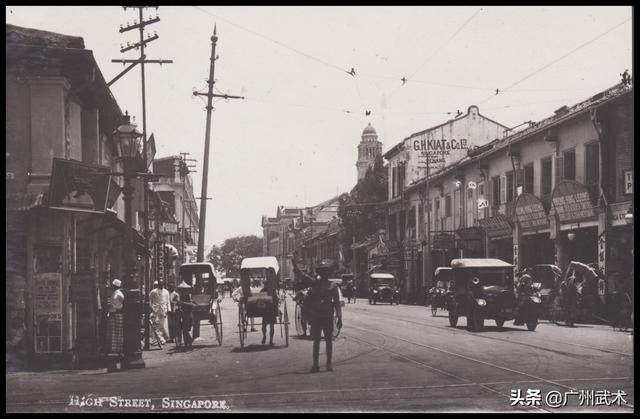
[{"xmin": 149, "ymin": 281, "xmax": 171, "ymax": 344}]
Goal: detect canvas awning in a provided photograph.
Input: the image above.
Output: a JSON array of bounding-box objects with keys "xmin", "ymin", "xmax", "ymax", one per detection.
[{"xmin": 477, "ymin": 214, "xmax": 513, "ymax": 239}]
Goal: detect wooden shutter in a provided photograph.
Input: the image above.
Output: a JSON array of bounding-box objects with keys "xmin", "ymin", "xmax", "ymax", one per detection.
[
  {"xmin": 554, "ymin": 155, "xmax": 564, "ymax": 186},
  {"xmin": 500, "ymin": 175, "xmax": 507, "ymax": 204}
]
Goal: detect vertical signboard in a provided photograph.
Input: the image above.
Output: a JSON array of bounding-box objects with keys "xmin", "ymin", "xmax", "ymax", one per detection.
[
  {"xmin": 512, "ymin": 244, "xmax": 519, "ymax": 279},
  {"xmin": 34, "ymin": 273, "xmax": 63, "ymax": 353},
  {"xmin": 624, "ymin": 170, "xmax": 633, "ymax": 195}
]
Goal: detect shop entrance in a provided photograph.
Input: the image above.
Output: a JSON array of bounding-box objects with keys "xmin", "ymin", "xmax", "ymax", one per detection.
[
  {"xmin": 564, "ymin": 226, "xmax": 598, "ymax": 266},
  {"xmin": 521, "ymin": 233, "xmax": 555, "ymax": 266}
]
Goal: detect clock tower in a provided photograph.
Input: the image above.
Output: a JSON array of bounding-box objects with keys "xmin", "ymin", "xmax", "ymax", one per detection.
[{"xmin": 356, "ymin": 123, "xmax": 383, "ymax": 181}]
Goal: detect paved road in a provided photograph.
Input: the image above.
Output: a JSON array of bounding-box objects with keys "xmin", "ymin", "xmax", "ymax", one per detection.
[{"xmin": 6, "ymin": 295, "xmax": 634, "ymax": 413}]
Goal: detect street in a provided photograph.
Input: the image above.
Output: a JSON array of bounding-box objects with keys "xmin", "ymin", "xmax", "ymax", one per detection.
[{"xmin": 6, "ymin": 296, "xmax": 634, "ymax": 413}]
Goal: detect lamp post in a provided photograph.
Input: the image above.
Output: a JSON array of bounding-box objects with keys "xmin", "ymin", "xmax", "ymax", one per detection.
[{"xmin": 112, "ymin": 112, "xmax": 146, "ymax": 369}]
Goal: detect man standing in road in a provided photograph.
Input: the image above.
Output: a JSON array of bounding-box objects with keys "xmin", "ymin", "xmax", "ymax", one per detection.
[
  {"xmin": 149, "ymin": 280, "xmax": 171, "ymax": 344},
  {"xmin": 291, "ymin": 252, "xmax": 342, "ymax": 373}
]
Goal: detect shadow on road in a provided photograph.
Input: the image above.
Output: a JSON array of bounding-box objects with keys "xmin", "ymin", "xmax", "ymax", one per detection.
[
  {"xmin": 448, "ymin": 325, "xmax": 532, "ymax": 333},
  {"xmin": 230, "ymin": 344, "xmax": 286, "ymax": 353}
]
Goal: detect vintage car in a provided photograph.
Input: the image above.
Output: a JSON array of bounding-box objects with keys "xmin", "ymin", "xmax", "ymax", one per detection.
[
  {"xmin": 447, "ymin": 258, "xmax": 540, "ymax": 332},
  {"xmin": 521, "ymin": 264, "xmax": 562, "ymax": 319},
  {"xmin": 368, "ymin": 273, "xmax": 400, "ymax": 305}
]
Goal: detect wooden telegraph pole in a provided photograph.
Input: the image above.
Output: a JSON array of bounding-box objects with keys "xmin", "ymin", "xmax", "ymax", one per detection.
[
  {"xmin": 194, "ymin": 26, "xmax": 244, "ymax": 262},
  {"xmin": 111, "ymin": 6, "xmax": 173, "ymax": 351}
]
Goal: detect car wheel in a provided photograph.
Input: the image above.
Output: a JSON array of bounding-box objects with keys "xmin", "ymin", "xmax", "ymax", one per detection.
[
  {"xmin": 495, "ymin": 318, "xmax": 504, "ymax": 329},
  {"xmin": 449, "ymin": 314, "xmax": 458, "ymax": 327},
  {"xmin": 373, "ymin": 299, "xmax": 377, "ymax": 305},
  {"xmin": 526, "ymin": 317, "xmax": 538, "ymax": 331},
  {"xmin": 431, "ymin": 307, "xmax": 437, "ymax": 317},
  {"xmin": 368, "ymin": 299, "xmax": 371, "ymax": 305}
]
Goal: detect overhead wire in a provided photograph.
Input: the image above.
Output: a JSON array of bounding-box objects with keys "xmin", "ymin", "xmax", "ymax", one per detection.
[
  {"xmin": 476, "ymin": 16, "xmax": 631, "ymax": 106},
  {"xmin": 385, "ymin": 7, "xmax": 483, "ymax": 101}
]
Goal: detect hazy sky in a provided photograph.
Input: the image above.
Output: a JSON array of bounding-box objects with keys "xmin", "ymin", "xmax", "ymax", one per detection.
[{"xmin": 7, "ymin": 6, "xmax": 632, "ymax": 248}]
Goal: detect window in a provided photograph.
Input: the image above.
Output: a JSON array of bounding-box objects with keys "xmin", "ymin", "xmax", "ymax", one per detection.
[
  {"xmin": 444, "ymin": 194, "xmax": 451, "ymax": 217},
  {"xmin": 585, "ymin": 142, "xmax": 599, "ymax": 186},
  {"xmin": 506, "ymin": 172, "xmax": 514, "ymax": 203},
  {"xmin": 524, "ymin": 164, "xmax": 534, "ymax": 194},
  {"xmin": 563, "ymin": 149, "xmax": 576, "ymax": 181},
  {"xmin": 391, "ymin": 166, "xmax": 397, "ymax": 198},
  {"xmin": 434, "ymin": 198, "xmax": 440, "ymax": 225},
  {"xmin": 492, "ymin": 176, "xmax": 501, "ymax": 206},
  {"xmin": 500, "ymin": 175, "xmax": 507, "ymax": 204},
  {"xmin": 541, "ymin": 157, "xmax": 552, "ymax": 196},
  {"xmin": 478, "ymin": 182, "xmax": 487, "ymax": 219}
]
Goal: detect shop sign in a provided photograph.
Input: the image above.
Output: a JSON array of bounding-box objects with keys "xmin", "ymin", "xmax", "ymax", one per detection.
[
  {"xmin": 598, "ymin": 232, "xmax": 606, "ymax": 277},
  {"xmin": 513, "ymin": 244, "xmax": 519, "ymax": 278},
  {"xmin": 514, "ymin": 193, "xmax": 549, "ymax": 231},
  {"xmin": 477, "ymin": 198, "xmax": 489, "ymax": 209},
  {"xmin": 624, "ymin": 170, "xmax": 633, "ymax": 195},
  {"xmin": 49, "ymin": 158, "xmax": 111, "ymax": 214},
  {"xmin": 551, "ymin": 181, "xmax": 597, "ymax": 223},
  {"xmin": 610, "ymin": 202, "xmax": 633, "ymax": 227},
  {"xmin": 412, "ymin": 130, "xmax": 471, "ymax": 172},
  {"xmin": 34, "ymin": 273, "xmax": 63, "ymax": 353},
  {"xmin": 159, "ymin": 222, "xmax": 178, "ymax": 235},
  {"xmin": 432, "ymin": 233, "xmax": 455, "ymax": 250}
]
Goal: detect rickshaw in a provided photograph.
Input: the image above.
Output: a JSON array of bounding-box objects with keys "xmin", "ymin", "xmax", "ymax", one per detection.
[
  {"xmin": 520, "ymin": 264, "xmax": 562, "ymax": 320},
  {"xmin": 426, "ymin": 267, "xmax": 451, "ymax": 316},
  {"xmin": 178, "ymin": 263, "xmax": 223, "ymax": 346},
  {"xmin": 549, "ymin": 261, "xmax": 604, "ymax": 327},
  {"xmin": 237, "ymin": 257, "xmax": 289, "ymax": 349},
  {"xmin": 341, "ymin": 273, "xmax": 357, "ymax": 304},
  {"xmin": 368, "ymin": 273, "xmax": 400, "ymax": 305},
  {"xmin": 447, "ymin": 259, "xmax": 541, "ymax": 332}
]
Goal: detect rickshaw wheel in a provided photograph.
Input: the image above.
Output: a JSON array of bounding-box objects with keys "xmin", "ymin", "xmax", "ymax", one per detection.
[
  {"xmin": 283, "ymin": 299, "xmax": 289, "ymax": 347},
  {"xmin": 495, "ymin": 318, "xmax": 505, "ymax": 329},
  {"xmin": 332, "ymin": 314, "xmax": 341, "ymax": 338},
  {"xmin": 214, "ymin": 302, "xmax": 223, "ymax": 346},
  {"xmin": 526, "ymin": 317, "xmax": 538, "ymax": 331},
  {"xmin": 294, "ymin": 304, "xmax": 304, "ymax": 336}
]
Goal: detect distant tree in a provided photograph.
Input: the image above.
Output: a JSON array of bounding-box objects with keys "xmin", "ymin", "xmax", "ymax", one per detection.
[
  {"xmin": 207, "ymin": 235, "xmax": 263, "ymax": 277},
  {"xmin": 338, "ymin": 155, "xmax": 388, "ymax": 267}
]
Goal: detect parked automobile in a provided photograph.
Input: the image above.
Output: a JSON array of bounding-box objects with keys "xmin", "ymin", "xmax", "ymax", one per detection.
[
  {"xmin": 447, "ymin": 258, "xmax": 540, "ymax": 332},
  {"xmin": 368, "ymin": 273, "xmax": 400, "ymax": 305}
]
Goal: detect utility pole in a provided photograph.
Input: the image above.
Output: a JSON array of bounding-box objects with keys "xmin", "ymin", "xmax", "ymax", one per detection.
[
  {"xmin": 112, "ymin": 6, "xmax": 173, "ymax": 352},
  {"xmin": 178, "ymin": 153, "xmax": 197, "ymax": 265},
  {"xmin": 194, "ymin": 25, "xmax": 244, "ymax": 262}
]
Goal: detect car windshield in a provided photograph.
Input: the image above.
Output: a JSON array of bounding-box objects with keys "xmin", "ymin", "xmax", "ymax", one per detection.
[{"xmin": 373, "ymin": 278, "xmax": 395, "ymax": 287}]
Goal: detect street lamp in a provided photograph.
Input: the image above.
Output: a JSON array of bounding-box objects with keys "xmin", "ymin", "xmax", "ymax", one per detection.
[{"xmin": 112, "ymin": 112, "xmax": 146, "ymax": 369}]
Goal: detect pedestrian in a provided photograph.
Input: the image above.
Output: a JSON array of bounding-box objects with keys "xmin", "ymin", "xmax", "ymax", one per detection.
[
  {"xmin": 291, "ymin": 253, "xmax": 342, "ymax": 373},
  {"xmin": 149, "ymin": 280, "xmax": 171, "ymax": 344},
  {"xmin": 176, "ymin": 281, "xmax": 195, "ymax": 349},
  {"xmin": 167, "ymin": 284, "xmax": 180, "ymax": 344},
  {"xmin": 105, "ymin": 279, "xmax": 125, "ymax": 372},
  {"xmin": 260, "ymin": 282, "xmax": 277, "ymax": 346}
]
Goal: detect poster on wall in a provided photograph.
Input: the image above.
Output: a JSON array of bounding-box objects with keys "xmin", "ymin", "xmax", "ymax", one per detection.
[{"xmin": 33, "ymin": 273, "xmax": 63, "ymax": 353}]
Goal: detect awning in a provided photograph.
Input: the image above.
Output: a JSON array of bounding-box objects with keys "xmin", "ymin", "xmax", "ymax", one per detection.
[
  {"xmin": 91, "ymin": 212, "xmax": 150, "ymax": 257},
  {"xmin": 6, "ymin": 192, "xmax": 45, "ymax": 211},
  {"xmin": 477, "ymin": 214, "xmax": 513, "ymax": 239}
]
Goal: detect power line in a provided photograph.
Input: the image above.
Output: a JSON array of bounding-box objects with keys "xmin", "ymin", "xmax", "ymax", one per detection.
[
  {"xmin": 477, "ymin": 17, "xmax": 631, "ymax": 106},
  {"xmin": 192, "ymin": 6, "xmax": 346, "ymax": 74},
  {"xmin": 386, "ymin": 7, "xmax": 483, "ymax": 101}
]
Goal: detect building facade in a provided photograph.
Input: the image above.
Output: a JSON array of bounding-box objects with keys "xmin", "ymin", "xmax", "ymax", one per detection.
[
  {"xmin": 382, "ymin": 106, "xmax": 509, "ymax": 303},
  {"xmin": 6, "ymin": 24, "xmax": 148, "ymax": 370},
  {"xmin": 403, "ymin": 82, "xmax": 633, "ymax": 302}
]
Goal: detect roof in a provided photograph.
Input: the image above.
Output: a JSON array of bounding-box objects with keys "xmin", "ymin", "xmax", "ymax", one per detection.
[
  {"xmin": 450, "ymin": 258, "xmax": 513, "ymax": 268},
  {"xmin": 404, "ymin": 82, "xmax": 632, "ymax": 193},
  {"xmin": 180, "ymin": 262, "xmax": 215, "ymax": 272},
  {"xmin": 6, "ymin": 192, "xmax": 45, "ymax": 211},
  {"xmin": 240, "ymin": 256, "xmax": 279, "ymax": 273},
  {"xmin": 362, "ymin": 122, "xmax": 377, "ymax": 136},
  {"xmin": 6, "ymin": 24, "xmax": 85, "ymax": 48},
  {"xmin": 371, "ymin": 273, "xmax": 395, "ymax": 279}
]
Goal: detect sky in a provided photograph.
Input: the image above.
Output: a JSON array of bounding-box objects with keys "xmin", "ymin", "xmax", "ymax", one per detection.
[{"xmin": 7, "ymin": 6, "xmax": 632, "ymax": 248}]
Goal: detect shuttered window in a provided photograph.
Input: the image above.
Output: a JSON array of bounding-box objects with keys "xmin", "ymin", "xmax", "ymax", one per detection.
[
  {"xmin": 500, "ymin": 175, "xmax": 507, "ymax": 204},
  {"xmin": 541, "ymin": 157, "xmax": 552, "ymax": 196},
  {"xmin": 444, "ymin": 194, "xmax": 451, "ymax": 217},
  {"xmin": 524, "ymin": 164, "xmax": 534, "ymax": 194},
  {"xmin": 492, "ymin": 176, "xmax": 501, "ymax": 206},
  {"xmin": 585, "ymin": 142, "xmax": 600, "ymax": 186},
  {"xmin": 563, "ymin": 149, "xmax": 576, "ymax": 181},
  {"xmin": 506, "ymin": 171, "xmax": 514, "ymax": 203}
]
